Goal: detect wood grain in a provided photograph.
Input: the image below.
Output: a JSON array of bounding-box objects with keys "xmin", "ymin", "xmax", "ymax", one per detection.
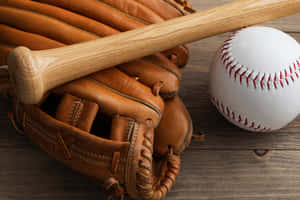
[
  {"xmin": 1, "ymin": 0, "xmax": 300, "ymax": 200},
  {"xmin": 8, "ymin": 0, "xmax": 300, "ymax": 104}
]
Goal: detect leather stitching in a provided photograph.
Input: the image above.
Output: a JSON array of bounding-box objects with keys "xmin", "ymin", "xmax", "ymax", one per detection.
[
  {"xmin": 211, "ymin": 96, "xmax": 272, "ymax": 132},
  {"xmin": 94, "ymin": 0, "xmax": 150, "ymax": 25},
  {"xmin": 220, "ymin": 32, "xmax": 300, "ymax": 91},
  {"xmin": 68, "ymin": 100, "xmax": 84, "ymax": 126},
  {"xmin": 136, "ymin": 130, "xmax": 154, "ymax": 199},
  {"xmin": 87, "ymin": 78, "xmax": 162, "ymax": 124},
  {"xmin": 163, "ymin": 0, "xmax": 186, "ymax": 16},
  {"xmin": 142, "ymin": 57, "xmax": 181, "ymax": 80},
  {"xmin": 25, "ymin": 114, "xmax": 112, "ymax": 165},
  {"xmin": 125, "ymin": 122, "xmax": 138, "ymax": 196}
]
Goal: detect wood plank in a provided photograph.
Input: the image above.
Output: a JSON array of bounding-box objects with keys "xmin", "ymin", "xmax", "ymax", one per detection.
[
  {"xmin": 2, "ymin": 143, "xmax": 300, "ymax": 200},
  {"xmin": 169, "ymin": 149, "xmax": 300, "ymax": 200},
  {"xmin": 188, "ymin": 33, "xmax": 300, "ymax": 66},
  {"xmin": 0, "ymin": 127, "xmax": 108, "ymax": 200},
  {"xmin": 192, "ymin": 0, "xmax": 300, "ymax": 32}
]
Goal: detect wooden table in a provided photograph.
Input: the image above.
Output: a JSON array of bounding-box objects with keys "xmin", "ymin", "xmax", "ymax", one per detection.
[{"xmin": 1, "ymin": 1, "xmax": 300, "ymax": 199}]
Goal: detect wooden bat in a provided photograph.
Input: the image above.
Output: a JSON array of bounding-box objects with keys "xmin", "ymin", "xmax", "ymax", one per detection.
[{"xmin": 7, "ymin": 0, "xmax": 300, "ymax": 104}]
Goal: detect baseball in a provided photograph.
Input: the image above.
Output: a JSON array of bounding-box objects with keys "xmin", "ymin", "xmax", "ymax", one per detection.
[{"xmin": 209, "ymin": 26, "xmax": 300, "ymax": 132}]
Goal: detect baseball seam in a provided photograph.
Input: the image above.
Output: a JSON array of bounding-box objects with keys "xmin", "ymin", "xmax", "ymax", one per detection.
[
  {"xmin": 211, "ymin": 96, "xmax": 272, "ymax": 132},
  {"xmin": 220, "ymin": 32, "xmax": 300, "ymax": 90}
]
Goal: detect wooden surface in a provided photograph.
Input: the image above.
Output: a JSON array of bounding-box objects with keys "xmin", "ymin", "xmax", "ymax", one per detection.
[{"xmin": 1, "ymin": 0, "xmax": 300, "ymax": 199}]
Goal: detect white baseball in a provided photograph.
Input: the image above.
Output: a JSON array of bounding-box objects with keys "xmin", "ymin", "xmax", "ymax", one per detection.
[{"xmin": 209, "ymin": 26, "xmax": 300, "ymax": 132}]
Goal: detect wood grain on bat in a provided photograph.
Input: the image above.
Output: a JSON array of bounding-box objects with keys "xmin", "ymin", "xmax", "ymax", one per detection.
[{"xmin": 8, "ymin": 0, "xmax": 300, "ymax": 104}]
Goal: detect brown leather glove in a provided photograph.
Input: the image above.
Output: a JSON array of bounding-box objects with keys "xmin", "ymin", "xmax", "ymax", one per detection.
[
  {"xmin": 0, "ymin": 0, "xmax": 194, "ymax": 67},
  {"xmin": 0, "ymin": 0, "xmax": 194, "ymax": 199},
  {"xmin": 2, "ymin": 71, "xmax": 180, "ymax": 200},
  {"xmin": 0, "ymin": 0, "xmax": 194, "ymax": 154}
]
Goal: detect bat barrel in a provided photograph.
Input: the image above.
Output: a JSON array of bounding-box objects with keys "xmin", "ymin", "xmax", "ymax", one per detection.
[{"xmin": 8, "ymin": 47, "xmax": 45, "ymax": 104}]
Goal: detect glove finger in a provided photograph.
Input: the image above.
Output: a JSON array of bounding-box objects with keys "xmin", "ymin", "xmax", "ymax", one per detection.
[
  {"xmin": 95, "ymin": 0, "xmax": 191, "ymax": 66},
  {"xmin": 52, "ymin": 70, "xmax": 164, "ymax": 128},
  {"xmin": 0, "ymin": 27, "xmax": 165, "ymax": 127},
  {"xmin": 97, "ymin": 0, "xmax": 165, "ymax": 24},
  {"xmin": 0, "ymin": 24, "xmax": 64, "ymax": 50},
  {"xmin": 32, "ymin": 0, "xmax": 145, "ymax": 31},
  {"xmin": 0, "ymin": 43, "xmax": 12, "ymax": 65},
  {"xmin": 89, "ymin": 68, "xmax": 164, "ymax": 117},
  {"xmin": 118, "ymin": 53, "xmax": 182, "ymax": 98},
  {"xmin": 128, "ymin": 126, "xmax": 181, "ymax": 200},
  {"xmin": 0, "ymin": 20, "xmax": 182, "ymax": 98},
  {"xmin": 0, "ymin": 0, "xmax": 119, "ymax": 37},
  {"xmin": 162, "ymin": 44, "xmax": 190, "ymax": 68},
  {"xmin": 29, "ymin": 0, "xmax": 189, "ymax": 67},
  {"xmin": 155, "ymin": 96, "xmax": 193, "ymax": 155},
  {"xmin": 0, "ymin": 6, "xmax": 97, "ymax": 44},
  {"xmin": 169, "ymin": 0, "xmax": 196, "ymax": 14},
  {"xmin": 133, "ymin": 0, "xmax": 189, "ymax": 19}
]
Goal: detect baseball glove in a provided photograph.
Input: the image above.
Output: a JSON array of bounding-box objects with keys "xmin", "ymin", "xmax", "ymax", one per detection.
[
  {"xmin": 0, "ymin": 0, "xmax": 194, "ymax": 199},
  {"xmin": 0, "ymin": 0, "xmax": 194, "ymax": 67}
]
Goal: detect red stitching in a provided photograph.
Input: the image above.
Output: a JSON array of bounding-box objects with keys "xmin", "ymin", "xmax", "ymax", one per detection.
[
  {"xmin": 260, "ymin": 74, "xmax": 265, "ymax": 89},
  {"xmin": 234, "ymin": 67, "xmax": 242, "ymax": 80},
  {"xmin": 223, "ymin": 56, "xmax": 230, "ymax": 65},
  {"xmin": 244, "ymin": 118, "xmax": 248, "ymax": 126},
  {"xmin": 238, "ymin": 115, "xmax": 242, "ymax": 123},
  {"xmin": 285, "ymin": 69, "xmax": 288, "ymax": 77},
  {"xmin": 225, "ymin": 61, "xmax": 232, "ymax": 70},
  {"xmin": 229, "ymin": 64, "xmax": 237, "ymax": 77},
  {"xmin": 240, "ymin": 70, "xmax": 247, "ymax": 84},
  {"xmin": 224, "ymin": 38, "xmax": 233, "ymax": 43},
  {"xmin": 220, "ymin": 33, "xmax": 300, "ymax": 91},
  {"xmin": 274, "ymin": 75, "xmax": 277, "ymax": 89},
  {"xmin": 267, "ymin": 75, "xmax": 271, "ymax": 90},
  {"xmin": 223, "ymin": 42, "xmax": 232, "ymax": 47},
  {"xmin": 221, "ymin": 46, "xmax": 230, "ymax": 52},
  {"xmin": 253, "ymin": 74, "xmax": 259, "ymax": 89},
  {"xmin": 226, "ymin": 107, "xmax": 230, "ymax": 116},
  {"xmin": 226, "ymin": 61, "xmax": 233, "ymax": 70},
  {"xmin": 222, "ymin": 52, "xmax": 229, "ymax": 61},
  {"xmin": 246, "ymin": 71, "xmax": 253, "ymax": 87},
  {"xmin": 221, "ymin": 104, "xmax": 225, "ymax": 113},
  {"xmin": 280, "ymin": 80, "xmax": 284, "ymax": 88},
  {"xmin": 211, "ymin": 96, "xmax": 272, "ymax": 132},
  {"xmin": 291, "ymin": 75, "xmax": 295, "ymax": 82}
]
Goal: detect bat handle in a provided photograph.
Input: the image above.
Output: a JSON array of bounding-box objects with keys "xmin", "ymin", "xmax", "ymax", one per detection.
[{"xmin": 8, "ymin": 47, "xmax": 45, "ymax": 104}]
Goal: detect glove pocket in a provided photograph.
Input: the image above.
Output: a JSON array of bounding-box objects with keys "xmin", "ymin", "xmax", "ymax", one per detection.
[{"xmin": 14, "ymin": 102, "xmax": 131, "ymax": 186}]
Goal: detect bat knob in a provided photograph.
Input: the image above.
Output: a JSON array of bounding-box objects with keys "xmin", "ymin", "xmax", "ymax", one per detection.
[{"xmin": 8, "ymin": 47, "xmax": 44, "ymax": 104}]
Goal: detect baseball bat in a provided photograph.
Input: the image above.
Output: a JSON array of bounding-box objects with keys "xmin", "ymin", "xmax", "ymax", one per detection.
[{"xmin": 8, "ymin": 0, "xmax": 300, "ymax": 104}]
